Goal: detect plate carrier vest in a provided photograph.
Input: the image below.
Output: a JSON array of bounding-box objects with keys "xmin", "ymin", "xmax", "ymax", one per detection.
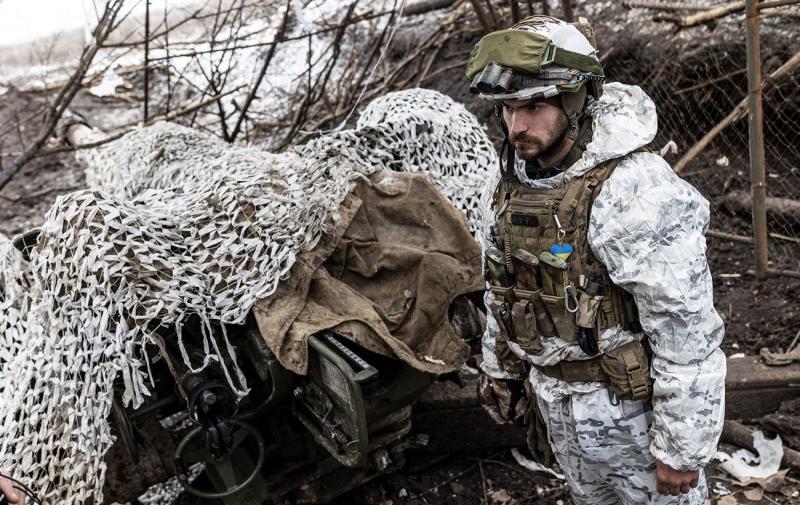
[{"xmin": 487, "ymin": 153, "xmax": 652, "ymax": 401}]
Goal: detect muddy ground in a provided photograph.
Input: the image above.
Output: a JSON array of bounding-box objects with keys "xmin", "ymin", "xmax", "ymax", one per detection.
[{"xmin": 2, "ymin": 9, "xmax": 800, "ymax": 505}]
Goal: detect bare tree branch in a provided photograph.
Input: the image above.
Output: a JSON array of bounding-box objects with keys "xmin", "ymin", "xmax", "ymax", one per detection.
[
  {"xmin": 0, "ymin": 0, "xmax": 126, "ymax": 193},
  {"xmin": 46, "ymin": 84, "xmax": 248, "ymax": 158},
  {"xmin": 229, "ymin": 0, "xmax": 293, "ymax": 142}
]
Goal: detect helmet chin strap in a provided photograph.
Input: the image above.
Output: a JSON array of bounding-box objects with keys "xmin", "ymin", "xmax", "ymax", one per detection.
[{"xmin": 496, "ymin": 104, "xmax": 516, "ymax": 192}]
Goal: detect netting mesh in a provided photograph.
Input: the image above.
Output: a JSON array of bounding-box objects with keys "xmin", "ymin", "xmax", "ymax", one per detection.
[
  {"xmin": 593, "ymin": 4, "xmax": 800, "ymax": 272},
  {"xmin": 0, "ymin": 88, "xmax": 495, "ymax": 505}
]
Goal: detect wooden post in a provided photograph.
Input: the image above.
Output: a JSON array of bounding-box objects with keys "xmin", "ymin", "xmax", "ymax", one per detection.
[{"xmin": 746, "ymin": 0, "xmax": 769, "ymax": 277}]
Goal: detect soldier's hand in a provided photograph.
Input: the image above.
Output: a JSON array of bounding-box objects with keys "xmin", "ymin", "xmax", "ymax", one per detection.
[
  {"xmin": 478, "ymin": 374, "xmax": 514, "ymax": 424},
  {"xmin": 656, "ymin": 460, "xmax": 699, "ymax": 496},
  {"xmin": 0, "ymin": 474, "xmax": 26, "ymax": 504}
]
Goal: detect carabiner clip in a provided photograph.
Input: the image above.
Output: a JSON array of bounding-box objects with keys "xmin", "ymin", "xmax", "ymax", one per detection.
[
  {"xmin": 553, "ymin": 211, "xmax": 566, "ymax": 243},
  {"xmin": 564, "ymin": 284, "xmax": 579, "ymax": 313}
]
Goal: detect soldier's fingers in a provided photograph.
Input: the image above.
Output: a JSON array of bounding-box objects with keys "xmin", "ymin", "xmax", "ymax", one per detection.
[
  {"xmin": 689, "ymin": 476, "xmax": 699, "ymax": 488},
  {"xmin": 680, "ymin": 482, "xmax": 691, "ymax": 494},
  {"xmin": 0, "ymin": 479, "xmax": 18, "ymax": 503},
  {"xmin": 8, "ymin": 488, "xmax": 25, "ymax": 505},
  {"xmin": 669, "ymin": 483, "xmax": 681, "ymax": 496}
]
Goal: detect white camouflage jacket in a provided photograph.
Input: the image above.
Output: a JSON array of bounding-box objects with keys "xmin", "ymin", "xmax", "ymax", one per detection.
[{"xmin": 479, "ymin": 82, "xmax": 726, "ymax": 471}]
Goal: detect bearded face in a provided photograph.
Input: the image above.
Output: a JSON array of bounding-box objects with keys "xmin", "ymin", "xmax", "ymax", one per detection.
[{"xmin": 501, "ymin": 97, "xmax": 569, "ymax": 161}]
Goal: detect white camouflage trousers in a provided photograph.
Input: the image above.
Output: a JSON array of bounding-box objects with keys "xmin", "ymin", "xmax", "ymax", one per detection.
[{"xmin": 538, "ymin": 387, "xmax": 708, "ymax": 505}]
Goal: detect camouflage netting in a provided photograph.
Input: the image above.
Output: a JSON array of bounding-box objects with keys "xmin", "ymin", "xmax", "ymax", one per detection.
[
  {"xmin": 583, "ymin": 0, "xmax": 800, "ymax": 270},
  {"xmin": 0, "ymin": 88, "xmax": 496, "ymax": 504}
]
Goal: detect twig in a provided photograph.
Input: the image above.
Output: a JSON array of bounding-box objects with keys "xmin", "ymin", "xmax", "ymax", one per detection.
[
  {"xmin": 144, "ymin": 0, "xmax": 151, "ymax": 123},
  {"xmin": 414, "ymin": 44, "xmax": 444, "ymax": 87},
  {"xmin": 100, "ymin": 3, "xmax": 207, "ymax": 48},
  {"xmin": 0, "ymin": 0, "xmax": 125, "ymax": 193},
  {"xmin": 146, "ymin": 9, "xmax": 396, "ymax": 62},
  {"xmin": 229, "ymin": 0, "xmax": 292, "ymax": 143},
  {"xmin": 0, "ymin": 185, "xmax": 81, "ymax": 203},
  {"xmin": 409, "ymin": 450, "xmax": 506, "ymax": 499},
  {"xmin": 163, "ymin": 1, "xmax": 172, "ymax": 115},
  {"xmin": 40, "ymin": 85, "xmax": 247, "ymax": 158},
  {"xmin": 483, "ymin": 0, "xmax": 500, "ymax": 28},
  {"xmin": 475, "ymin": 458, "xmax": 546, "ymax": 483},
  {"xmin": 469, "ymin": 0, "xmax": 494, "ymax": 32},
  {"xmin": 789, "ymin": 327, "xmax": 800, "ymax": 353},
  {"xmin": 420, "ymin": 60, "xmax": 468, "ymax": 85},
  {"xmin": 675, "ymin": 68, "xmax": 747, "ymax": 94}
]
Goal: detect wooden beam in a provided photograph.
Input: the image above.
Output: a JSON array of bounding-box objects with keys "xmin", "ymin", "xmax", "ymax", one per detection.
[
  {"xmin": 413, "ymin": 357, "xmax": 800, "ymax": 451},
  {"xmin": 722, "ymin": 420, "xmax": 800, "ymax": 471},
  {"xmin": 623, "ymin": 0, "xmax": 714, "ymax": 11}
]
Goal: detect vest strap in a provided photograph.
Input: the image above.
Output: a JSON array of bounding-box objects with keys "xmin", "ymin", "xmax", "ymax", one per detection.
[{"xmin": 534, "ymin": 340, "xmax": 652, "ymax": 401}]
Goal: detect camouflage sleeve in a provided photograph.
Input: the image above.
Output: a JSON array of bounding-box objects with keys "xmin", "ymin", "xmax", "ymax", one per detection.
[
  {"xmin": 587, "ymin": 152, "xmax": 726, "ymax": 471},
  {"xmin": 478, "ymin": 168, "xmax": 525, "ymax": 380}
]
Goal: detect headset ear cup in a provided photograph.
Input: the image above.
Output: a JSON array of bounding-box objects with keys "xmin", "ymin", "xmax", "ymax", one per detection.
[
  {"xmin": 591, "ymin": 80, "xmax": 603, "ymax": 99},
  {"xmin": 559, "ymin": 84, "xmax": 588, "ymax": 120}
]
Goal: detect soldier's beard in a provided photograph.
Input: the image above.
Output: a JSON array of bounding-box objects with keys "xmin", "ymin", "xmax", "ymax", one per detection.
[{"xmin": 510, "ymin": 114, "xmax": 569, "ymax": 162}]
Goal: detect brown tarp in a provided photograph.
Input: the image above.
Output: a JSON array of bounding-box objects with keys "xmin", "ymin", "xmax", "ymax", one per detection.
[{"xmin": 253, "ymin": 170, "xmax": 484, "ymax": 375}]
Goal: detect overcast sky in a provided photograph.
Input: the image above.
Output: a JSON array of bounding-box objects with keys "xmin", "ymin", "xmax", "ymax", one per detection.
[{"xmin": 0, "ymin": 0, "xmax": 198, "ymax": 47}]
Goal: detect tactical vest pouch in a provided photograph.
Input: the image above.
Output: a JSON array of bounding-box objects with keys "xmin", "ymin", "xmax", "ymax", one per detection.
[
  {"xmin": 511, "ymin": 300, "xmax": 542, "ymax": 355},
  {"xmin": 489, "ymin": 299, "xmax": 527, "ymax": 375},
  {"xmin": 515, "ymin": 287, "xmax": 557, "ymax": 338},
  {"xmin": 537, "ymin": 255, "xmax": 564, "ymax": 298},
  {"xmin": 539, "ymin": 293, "xmax": 576, "ymax": 342},
  {"xmin": 600, "ymin": 340, "xmax": 652, "ymax": 401},
  {"xmin": 577, "ymin": 292, "xmax": 603, "ymax": 328}
]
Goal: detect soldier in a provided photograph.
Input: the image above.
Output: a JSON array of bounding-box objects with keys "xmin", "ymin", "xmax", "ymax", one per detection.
[{"xmin": 470, "ymin": 15, "xmax": 725, "ymax": 504}]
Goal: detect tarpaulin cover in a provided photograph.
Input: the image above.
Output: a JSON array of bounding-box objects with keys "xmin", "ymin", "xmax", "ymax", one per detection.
[{"xmin": 254, "ymin": 170, "xmax": 484, "ymax": 375}]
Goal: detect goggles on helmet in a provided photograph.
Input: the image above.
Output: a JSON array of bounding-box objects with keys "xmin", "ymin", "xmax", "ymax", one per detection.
[
  {"xmin": 466, "ymin": 28, "xmax": 604, "ymax": 101},
  {"xmin": 469, "ymin": 61, "xmax": 602, "ymax": 100}
]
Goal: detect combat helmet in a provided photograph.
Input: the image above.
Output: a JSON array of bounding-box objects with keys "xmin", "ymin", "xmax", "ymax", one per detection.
[{"xmin": 466, "ymin": 16, "xmax": 604, "ymax": 142}]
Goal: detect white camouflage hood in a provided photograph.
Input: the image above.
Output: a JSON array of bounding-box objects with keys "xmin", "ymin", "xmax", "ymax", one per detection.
[{"xmin": 512, "ymin": 82, "xmax": 658, "ymax": 188}]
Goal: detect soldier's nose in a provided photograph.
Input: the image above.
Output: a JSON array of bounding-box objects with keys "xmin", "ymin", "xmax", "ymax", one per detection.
[{"xmin": 507, "ymin": 110, "xmax": 528, "ymax": 136}]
